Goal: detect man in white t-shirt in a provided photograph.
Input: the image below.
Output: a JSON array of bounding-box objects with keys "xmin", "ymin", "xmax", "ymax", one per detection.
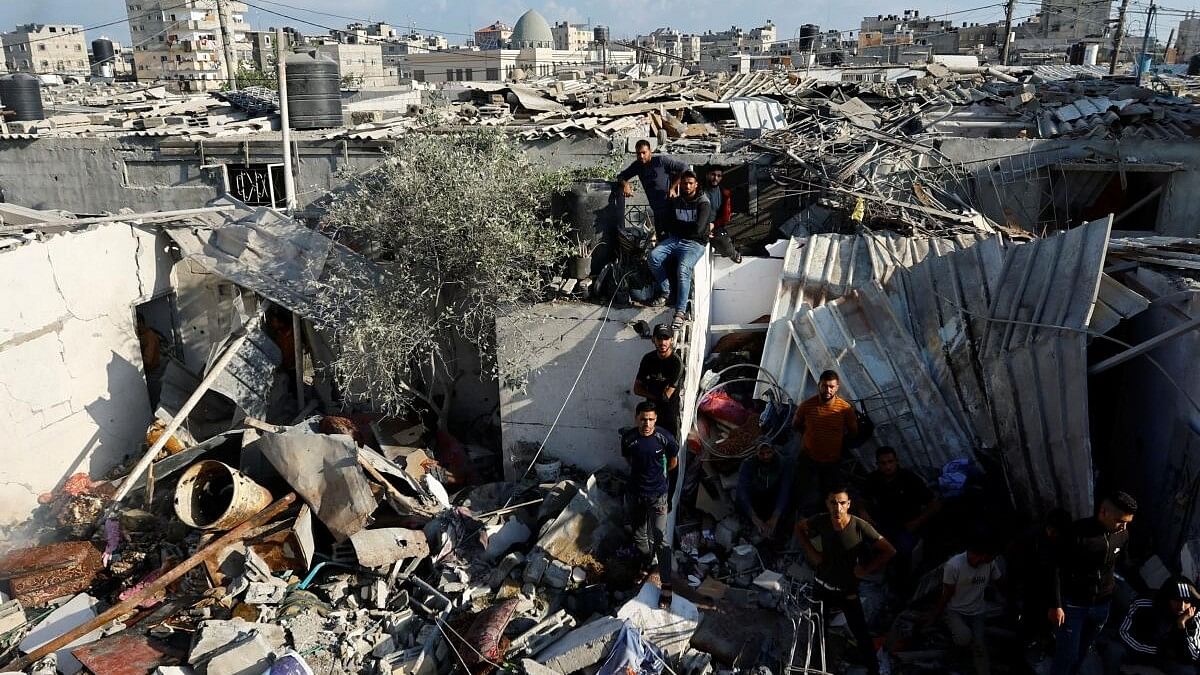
[{"xmin": 931, "ymin": 543, "xmax": 1003, "ymax": 675}]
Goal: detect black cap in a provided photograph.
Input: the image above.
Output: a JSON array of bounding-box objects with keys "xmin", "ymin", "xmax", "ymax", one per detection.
[
  {"xmin": 652, "ymin": 323, "xmax": 673, "ymax": 339},
  {"xmin": 1166, "ymin": 576, "xmax": 1200, "ymax": 603}
]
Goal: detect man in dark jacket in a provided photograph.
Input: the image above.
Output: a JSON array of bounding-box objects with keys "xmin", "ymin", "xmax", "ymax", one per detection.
[
  {"xmin": 735, "ymin": 443, "xmax": 793, "ymax": 544},
  {"xmin": 646, "ymin": 170, "xmax": 710, "ymax": 328},
  {"xmin": 704, "ymin": 167, "xmax": 740, "ymax": 263},
  {"xmin": 1049, "ymin": 491, "xmax": 1138, "ymax": 674},
  {"xmin": 1117, "ymin": 575, "xmax": 1200, "ymax": 674},
  {"xmin": 618, "ymin": 140, "xmax": 687, "ymax": 236},
  {"xmin": 634, "ymin": 323, "xmax": 683, "ymax": 435}
]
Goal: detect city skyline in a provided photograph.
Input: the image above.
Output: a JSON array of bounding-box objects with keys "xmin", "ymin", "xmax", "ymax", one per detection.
[{"xmin": 1, "ymin": 0, "xmax": 1044, "ymax": 47}]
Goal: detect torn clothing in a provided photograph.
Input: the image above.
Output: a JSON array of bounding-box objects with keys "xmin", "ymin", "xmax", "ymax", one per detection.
[
  {"xmin": 617, "ymin": 155, "xmax": 688, "ymax": 212},
  {"xmin": 1119, "ymin": 598, "xmax": 1200, "ymax": 667}
]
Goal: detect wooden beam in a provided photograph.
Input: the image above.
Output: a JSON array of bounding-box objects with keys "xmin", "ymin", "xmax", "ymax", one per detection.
[
  {"xmin": 1089, "ymin": 314, "xmax": 1200, "ymax": 374},
  {"xmin": 9, "ymin": 493, "xmax": 297, "ymax": 671}
]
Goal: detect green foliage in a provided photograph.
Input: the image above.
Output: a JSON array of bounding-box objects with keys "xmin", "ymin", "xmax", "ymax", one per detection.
[
  {"xmin": 230, "ymin": 67, "xmax": 276, "ymax": 91},
  {"xmin": 320, "ymin": 128, "xmax": 578, "ymax": 418}
]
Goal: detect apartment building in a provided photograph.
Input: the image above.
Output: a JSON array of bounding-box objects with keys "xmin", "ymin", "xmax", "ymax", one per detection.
[
  {"xmin": 126, "ymin": 0, "xmax": 252, "ymax": 92},
  {"xmin": 2, "ymin": 24, "xmax": 89, "ymax": 74}
]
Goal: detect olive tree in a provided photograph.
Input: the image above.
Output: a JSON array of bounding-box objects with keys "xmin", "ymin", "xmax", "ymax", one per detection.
[{"xmin": 318, "ymin": 128, "xmax": 577, "ymax": 426}]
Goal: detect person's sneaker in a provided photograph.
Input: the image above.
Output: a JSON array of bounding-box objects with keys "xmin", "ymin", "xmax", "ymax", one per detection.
[
  {"xmin": 671, "ymin": 311, "xmax": 688, "ymax": 330},
  {"xmin": 732, "ymin": 253, "xmax": 743, "ymax": 263},
  {"xmin": 647, "ymin": 295, "xmax": 668, "ymax": 307}
]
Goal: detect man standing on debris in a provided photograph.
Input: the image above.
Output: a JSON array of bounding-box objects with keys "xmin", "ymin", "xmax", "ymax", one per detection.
[
  {"xmin": 860, "ymin": 446, "xmax": 940, "ymax": 590},
  {"xmin": 796, "ymin": 486, "xmax": 895, "ymax": 675},
  {"xmin": 792, "ymin": 370, "xmax": 859, "ymax": 511},
  {"xmin": 1048, "ymin": 491, "xmax": 1138, "ymax": 675},
  {"xmin": 704, "ymin": 167, "xmax": 741, "ymax": 263},
  {"xmin": 646, "ymin": 170, "xmax": 711, "ymax": 330},
  {"xmin": 1116, "ymin": 575, "xmax": 1200, "ymax": 674},
  {"xmin": 621, "ymin": 401, "xmax": 679, "ymax": 602},
  {"xmin": 929, "ymin": 541, "xmax": 1003, "ymax": 675},
  {"xmin": 735, "ymin": 443, "xmax": 793, "ymax": 544},
  {"xmin": 617, "ymin": 139, "xmax": 687, "ymax": 237},
  {"xmin": 634, "ymin": 323, "xmax": 683, "ymax": 435}
]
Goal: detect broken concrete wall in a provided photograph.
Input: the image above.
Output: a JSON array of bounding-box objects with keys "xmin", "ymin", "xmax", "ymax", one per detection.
[
  {"xmin": 497, "ymin": 303, "xmax": 672, "ymax": 478},
  {"xmin": 0, "ymin": 223, "xmax": 172, "ymax": 524},
  {"xmin": 0, "ymin": 137, "xmax": 392, "ymax": 215},
  {"xmin": 939, "ymin": 138, "xmax": 1200, "ymax": 238}
]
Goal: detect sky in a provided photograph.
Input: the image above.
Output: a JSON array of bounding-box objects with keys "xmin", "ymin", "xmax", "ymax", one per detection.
[{"xmin": 0, "ymin": 0, "xmax": 1180, "ymax": 48}]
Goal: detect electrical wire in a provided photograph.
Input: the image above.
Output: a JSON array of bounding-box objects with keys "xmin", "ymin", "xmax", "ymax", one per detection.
[{"xmin": 508, "ymin": 270, "xmax": 634, "ymax": 493}]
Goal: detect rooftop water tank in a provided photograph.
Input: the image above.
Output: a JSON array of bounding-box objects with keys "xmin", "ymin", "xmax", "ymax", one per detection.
[
  {"xmin": 91, "ymin": 38, "xmax": 115, "ymax": 73},
  {"xmin": 593, "ymin": 25, "xmax": 610, "ymax": 43},
  {"xmin": 798, "ymin": 24, "xmax": 821, "ymax": 51},
  {"xmin": 285, "ymin": 50, "xmax": 341, "ymax": 130},
  {"xmin": 0, "ymin": 74, "xmax": 44, "ymax": 122}
]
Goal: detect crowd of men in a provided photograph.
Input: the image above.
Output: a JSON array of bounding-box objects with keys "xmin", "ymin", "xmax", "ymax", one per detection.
[
  {"xmin": 619, "ymin": 355, "xmax": 1195, "ymax": 674},
  {"xmin": 613, "ymin": 143, "xmax": 1197, "ymax": 675},
  {"xmin": 617, "ymin": 141, "xmax": 740, "ymax": 330}
]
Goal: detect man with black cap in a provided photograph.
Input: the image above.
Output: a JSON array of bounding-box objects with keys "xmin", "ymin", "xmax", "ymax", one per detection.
[
  {"xmin": 1117, "ymin": 575, "xmax": 1200, "ymax": 674},
  {"xmin": 634, "ymin": 323, "xmax": 683, "ymax": 435}
]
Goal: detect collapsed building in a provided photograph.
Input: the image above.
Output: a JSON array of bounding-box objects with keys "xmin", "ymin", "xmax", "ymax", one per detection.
[{"xmin": 0, "ymin": 58, "xmax": 1197, "ymax": 675}]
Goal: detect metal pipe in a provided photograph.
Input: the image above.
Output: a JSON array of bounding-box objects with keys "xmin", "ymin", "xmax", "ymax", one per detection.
[
  {"xmin": 277, "ymin": 28, "xmax": 297, "ymax": 212},
  {"xmin": 216, "ymin": 0, "xmax": 239, "ymax": 92},
  {"xmin": 112, "ymin": 308, "xmax": 263, "ymax": 504},
  {"xmin": 10, "ymin": 493, "xmax": 298, "ymax": 670}
]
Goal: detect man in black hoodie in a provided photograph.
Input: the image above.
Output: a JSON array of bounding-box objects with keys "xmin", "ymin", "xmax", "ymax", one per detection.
[
  {"xmin": 1048, "ymin": 491, "xmax": 1138, "ymax": 674},
  {"xmin": 1117, "ymin": 575, "xmax": 1200, "ymax": 674},
  {"xmin": 646, "ymin": 170, "xmax": 710, "ymax": 329}
]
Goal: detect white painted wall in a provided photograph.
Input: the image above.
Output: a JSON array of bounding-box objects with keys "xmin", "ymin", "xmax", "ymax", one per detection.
[
  {"xmin": 709, "ymin": 255, "xmax": 784, "ymax": 327},
  {"xmin": 0, "ymin": 223, "xmax": 172, "ymax": 524},
  {"xmin": 496, "ymin": 247, "xmax": 721, "ymax": 481},
  {"xmin": 497, "ymin": 302, "xmax": 676, "ymax": 477}
]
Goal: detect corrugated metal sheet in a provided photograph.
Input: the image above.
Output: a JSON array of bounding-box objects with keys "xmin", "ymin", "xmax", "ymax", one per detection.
[
  {"xmin": 728, "ymin": 96, "xmax": 787, "ymax": 130},
  {"xmin": 165, "ymin": 206, "xmax": 377, "ymax": 320},
  {"xmin": 760, "ymin": 218, "xmax": 1120, "ymax": 517}
]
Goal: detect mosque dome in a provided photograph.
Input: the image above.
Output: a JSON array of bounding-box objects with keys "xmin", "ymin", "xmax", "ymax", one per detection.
[{"xmin": 509, "ymin": 9, "xmax": 554, "ymax": 48}]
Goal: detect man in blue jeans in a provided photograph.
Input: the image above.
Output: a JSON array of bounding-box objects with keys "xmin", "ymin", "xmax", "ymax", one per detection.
[
  {"xmin": 646, "ymin": 170, "xmax": 710, "ymax": 329},
  {"xmin": 1049, "ymin": 491, "xmax": 1138, "ymax": 674}
]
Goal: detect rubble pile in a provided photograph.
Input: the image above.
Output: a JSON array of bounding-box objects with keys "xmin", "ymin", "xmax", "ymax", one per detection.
[{"xmin": 0, "ymin": 410, "xmax": 721, "ymax": 675}]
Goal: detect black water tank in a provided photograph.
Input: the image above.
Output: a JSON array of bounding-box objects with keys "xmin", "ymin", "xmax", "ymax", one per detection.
[
  {"xmin": 1068, "ymin": 42, "xmax": 1085, "ymax": 65},
  {"xmin": 286, "ymin": 50, "xmax": 342, "ymax": 129},
  {"xmin": 0, "ymin": 74, "xmax": 43, "ymax": 121},
  {"xmin": 92, "ymin": 39, "xmax": 115, "ymax": 68},
  {"xmin": 1189, "ymin": 53, "xmax": 1200, "ymax": 76},
  {"xmin": 593, "ymin": 25, "xmax": 609, "ymax": 43},
  {"xmin": 799, "ymin": 24, "xmax": 821, "ymax": 51},
  {"xmin": 565, "ymin": 180, "xmax": 621, "ymax": 276}
]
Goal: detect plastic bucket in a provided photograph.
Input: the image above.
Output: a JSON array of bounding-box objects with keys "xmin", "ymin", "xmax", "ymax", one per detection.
[
  {"xmin": 534, "ymin": 458, "xmax": 561, "ymax": 482},
  {"xmin": 174, "ymin": 460, "xmax": 273, "ymax": 530}
]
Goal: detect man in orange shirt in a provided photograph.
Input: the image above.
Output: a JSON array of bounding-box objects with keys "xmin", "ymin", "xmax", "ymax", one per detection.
[{"xmin": 792, "ymin": 370, "xmax": 859, "ymax": 512}]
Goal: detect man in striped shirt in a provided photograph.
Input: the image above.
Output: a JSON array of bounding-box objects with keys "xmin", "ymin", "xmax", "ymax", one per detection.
[
  {"xmin": 792, "ymin": 370, "xmax": 859, "ymax": 511},
  {"xmin": 1117, "ymin": 575, "xmax": 1200, "ymax": 674}
]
